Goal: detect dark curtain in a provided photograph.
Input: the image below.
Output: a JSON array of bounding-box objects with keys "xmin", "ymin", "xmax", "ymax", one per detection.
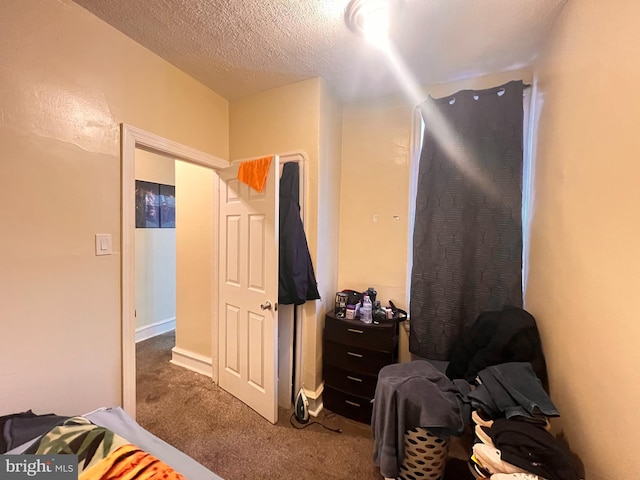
[
  {"xmin": 410, "ymin": 80, "xmax": 524, "ymax": 360},
  {"xmin": 278, "ymin": 162, "xmax": 320, "ymax": 305}
]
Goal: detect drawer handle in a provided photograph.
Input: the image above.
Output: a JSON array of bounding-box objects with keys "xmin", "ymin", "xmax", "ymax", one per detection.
[
  {"xmin": 347, "ymin": 376, "xmax": 363, "ymax": 383},
  {"xmin": 347, "ymin": 328, "xmax": 364, "ymax": 334},
  {"xmin": 347, "ymin": 351, "xmax": 363, "ymax": 358},
  {"xmin": 345, "ymin": 400, "xmax": 361, "ymax": 407}
]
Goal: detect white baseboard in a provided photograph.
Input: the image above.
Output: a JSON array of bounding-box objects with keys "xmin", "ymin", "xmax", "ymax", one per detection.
[
  {"xmin": 135, "ymin": 317, "xmax": 176, "ymax": 343},
  {"xmin": 303, "ymin": 382, "xmax": 324, "ymax": 417},
  {"xmin": 308, "ymin": 399, "xmax": 324, "ymax": 418},
  {"xmin": 170, "ymin": 346, "xmax": 212, "ymax": 378}
]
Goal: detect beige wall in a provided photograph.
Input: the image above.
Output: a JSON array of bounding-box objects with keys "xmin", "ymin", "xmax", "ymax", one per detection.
[
  {"xmin": 174, "ymin": 161, "xmax": 215, "ymax": 357},
  {"xmin": 135, "ymin": 229, "xmax": 176, "ymax": 330},
  {"xmin": 135, "ymin": 150, "xmax": 176, "ymax": 331},
  {"xmin": 528, "ymin": 1, "xmax": 640, "ymax": 478},
  {"xmin": 0, "ymin": 0, "xmax": 228, "ymax": 416},
  {"xmin": 339, "ymin": 96, "xmax": 413, "ymax": 307},
  {"xmin": 229, "ymin": 78, "xmax": 331, "ymax": 393},
  {"xmin": 136, "ymin": 149, "xmax": 176, "ymax": 185}
]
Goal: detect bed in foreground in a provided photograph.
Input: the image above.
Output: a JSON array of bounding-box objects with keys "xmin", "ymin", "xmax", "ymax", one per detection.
[{"xmin": 4, "ymin": 407, "xmax": 222, "ymax": 480}]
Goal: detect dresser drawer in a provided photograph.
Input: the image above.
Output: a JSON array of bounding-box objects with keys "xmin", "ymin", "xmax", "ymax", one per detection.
[
  {"xmin": 324, "ymin": 364, "xmax": 378, "ymax": 399},
  {"xmin": 323, "ymin": 385, "xmax": 373, "ymax": 424},
  {"xmin": 324, "ymin": 340, "xmax": 392, "ymax": 376},
  {"xmin": 324, "ymin": 315, "xmax": 396, "ymax": 352}
]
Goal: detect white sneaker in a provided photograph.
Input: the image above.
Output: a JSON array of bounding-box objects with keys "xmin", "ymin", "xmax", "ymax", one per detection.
[
  {"xmin": 472, "ymin": 410, "xmax": 494, "ymax": 428},
  {"xmin": 473, "ymin": 444, "xmax": 530, "ymax": 475}
]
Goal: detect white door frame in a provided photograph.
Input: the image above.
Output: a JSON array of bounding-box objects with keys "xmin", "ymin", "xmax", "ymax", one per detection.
[{"xmin": 121, "ymin": 123, "xmax": 228, "ymax": 417}]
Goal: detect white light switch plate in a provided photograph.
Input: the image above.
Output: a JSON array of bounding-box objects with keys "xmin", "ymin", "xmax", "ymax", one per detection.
[{"xmin": 95, "ymin": 234, "xmax": 112, "ymax": 256}]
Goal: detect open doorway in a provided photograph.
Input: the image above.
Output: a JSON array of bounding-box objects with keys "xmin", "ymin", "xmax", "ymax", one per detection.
[
  {"xmin": 132, "ymin": 148, "xmax": 178, "ymax": 415},
  {"xmin": 121, "ymin": 124, "xmax": 228, "ymax": 418},
  {"xmin": 122, "ymin": 125, "xmax": 306, "ymax": 423},
  {"xmin": 133, "ymin": 149, "xmax": 177, "ymax": 347}
]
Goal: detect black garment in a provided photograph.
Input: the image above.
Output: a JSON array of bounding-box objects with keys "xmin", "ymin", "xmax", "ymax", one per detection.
[
  {"xmin": 484, "ymin": 419, "xmax": 580, "ymax": 480},
  {"xmin": 278, "ymin": 162, "xmax": 320, "ymax": 305},
  {"xmin": 0, "ymin": 411, "xmax": 36, "ymax": 453},
  {"xmin": 445, "ymin": 306, "xmax": 547, "ymax": 383}
]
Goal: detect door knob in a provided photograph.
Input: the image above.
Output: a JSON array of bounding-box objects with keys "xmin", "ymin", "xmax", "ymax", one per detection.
[{"xmin": 260, "ymin": 300, "xmax": 272, "ymax": 310}]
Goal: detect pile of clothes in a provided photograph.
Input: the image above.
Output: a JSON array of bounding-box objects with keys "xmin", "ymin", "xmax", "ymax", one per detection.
[
  {"xmin": 461, "ymin": 348, "xmax": 580, "ymax": 480},
  {"xmin": 372, "ymin": 361, "xmax": 582, "ymax": 480},
  {"xmin": 470, "ymin": 412, "xmax": 579, "ymax": 480},
  {"xmin": 372, "ymin": 308, "xmax": 583, "ymax": 480}
]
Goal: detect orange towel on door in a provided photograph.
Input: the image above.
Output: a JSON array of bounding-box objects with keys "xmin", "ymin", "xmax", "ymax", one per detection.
[{"xmin": 237, "ymin": 155, "xmax": 273, "ymax": 192}]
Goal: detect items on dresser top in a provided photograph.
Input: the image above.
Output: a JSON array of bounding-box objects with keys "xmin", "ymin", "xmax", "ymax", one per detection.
[
  {"xmin": 322, "ymin": 311, "xmax": 398, "ymax": 424},
  {"xmin": 333, "ymin": 288, "xmax": 405, "ymax": 325},
  {"xmin": 334, "ymin": 292, "xmax": 348, "ymax": 318}
]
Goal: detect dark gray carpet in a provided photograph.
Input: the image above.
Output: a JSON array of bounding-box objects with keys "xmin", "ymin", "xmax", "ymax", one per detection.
[{"xmin": 136, "ymin": 331, "xmax": 473, "ymax": 480}]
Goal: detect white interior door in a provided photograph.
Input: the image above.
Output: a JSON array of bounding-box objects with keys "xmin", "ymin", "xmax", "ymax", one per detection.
[{"xmin": 218, "ymin": 158, "xmax": 279, "ymax": 424}]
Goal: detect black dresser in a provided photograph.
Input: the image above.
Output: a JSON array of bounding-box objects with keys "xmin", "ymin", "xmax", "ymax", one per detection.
[{"xmin": 323, "ymin": 312, "xmax": 398, "ymax": 424}]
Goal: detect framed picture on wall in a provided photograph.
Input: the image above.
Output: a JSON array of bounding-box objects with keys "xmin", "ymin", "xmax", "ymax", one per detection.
[
  {"xmin": 135, "ymin": 181, "xmax": 176, "ymax": 228},
  {"xmin": 135, "ymin": 180, "xmax": 160, "ymax": 228},
  {"xmin": 159, "ymin": 184, "xmax": 176, "ymax": 228}
]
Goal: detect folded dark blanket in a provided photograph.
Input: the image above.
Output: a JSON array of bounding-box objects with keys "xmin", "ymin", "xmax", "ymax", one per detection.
[
  {"xmin": 4, "ymin": 414, "xmax": 70, "ymax": 451},
  {"xmin": 0, "ymin": 411, "xmax": 37, "ymax": 453},
  {"xmin": 0, "ymin": 411, "xmax": 69, "ymax": 453}
]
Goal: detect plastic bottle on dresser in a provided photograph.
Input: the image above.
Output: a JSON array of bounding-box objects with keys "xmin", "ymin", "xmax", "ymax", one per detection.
[{"xmin": 360, "ymin": 293, "xmax": 373, "ymax": 324}]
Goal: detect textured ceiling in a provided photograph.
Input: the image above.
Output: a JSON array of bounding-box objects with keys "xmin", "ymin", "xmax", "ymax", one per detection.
[{"xmin": 73, "ymin": 0, "xmax": 567, "ymax": 102}]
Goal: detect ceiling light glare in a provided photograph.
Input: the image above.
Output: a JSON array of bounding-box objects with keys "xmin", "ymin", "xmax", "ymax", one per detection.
[
  {"xmin": 362, "ymin": 4, "xmax": 390, "ymax": 49},
  {"xmin": 345, "ymin": 0, "xmax": 392, "ymax": 50}
]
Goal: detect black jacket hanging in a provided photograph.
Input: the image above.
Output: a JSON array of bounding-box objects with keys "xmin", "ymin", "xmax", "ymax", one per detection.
[{"xmin": 278, "ymin": 162, "xmax": 320, "ymax": 305}]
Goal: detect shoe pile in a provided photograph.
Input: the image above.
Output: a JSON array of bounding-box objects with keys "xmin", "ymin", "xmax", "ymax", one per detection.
[{"xmin": 468, "ymin": 410, "xmax": 581, "ymax": 480}]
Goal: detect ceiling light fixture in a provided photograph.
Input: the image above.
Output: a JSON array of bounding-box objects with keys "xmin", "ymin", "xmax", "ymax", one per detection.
[{"xmin": 345, "ymin": 0, "xmax": 392, "ymax": 50}]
